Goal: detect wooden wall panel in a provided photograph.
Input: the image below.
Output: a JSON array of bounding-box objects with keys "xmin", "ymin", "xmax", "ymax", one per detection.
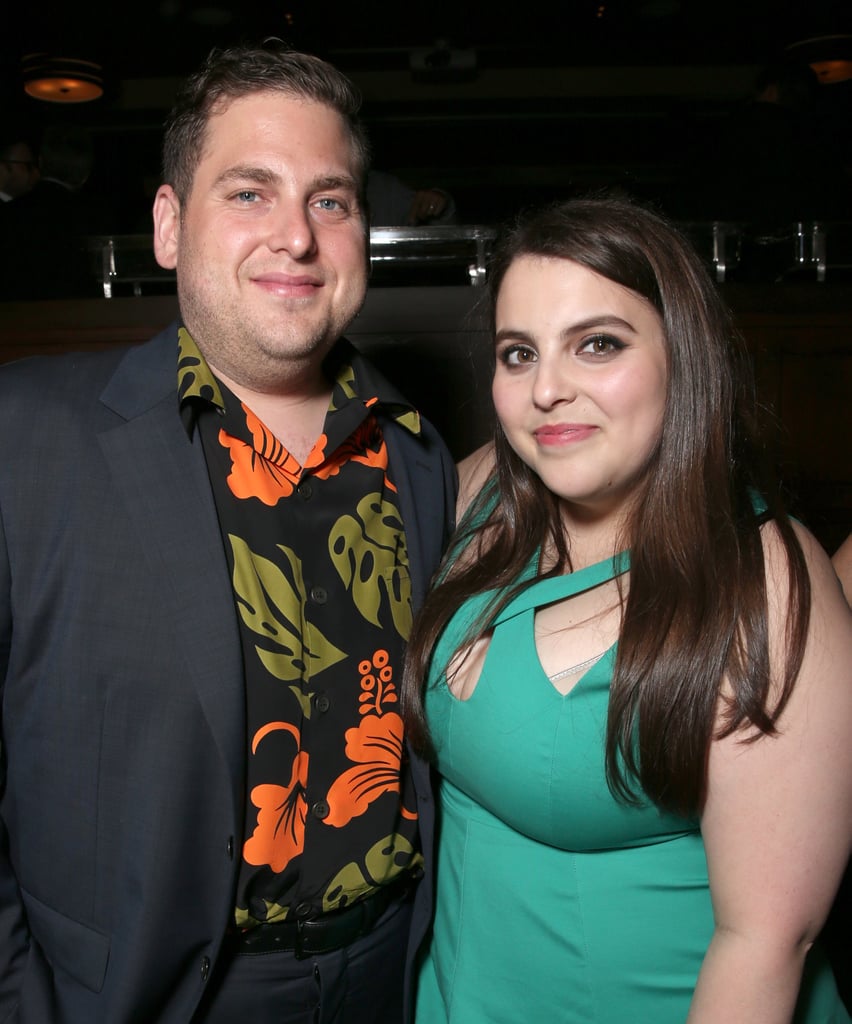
[{"xmin": 1, "ymin": 286, "xmax": 849, "ymax": 552}]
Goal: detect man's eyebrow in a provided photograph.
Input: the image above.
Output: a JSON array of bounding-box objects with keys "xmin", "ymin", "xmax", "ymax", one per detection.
[
  {"xmin": 212, "ymin": 165, "xmax": 281, "ymax": 189},
  {"xmin": 310, "ymin": 174, "xmax": 359, "ymax": 193},
  {"xmin": 209, "ymin": 169, "xmax": 359, "ymax": 194}
]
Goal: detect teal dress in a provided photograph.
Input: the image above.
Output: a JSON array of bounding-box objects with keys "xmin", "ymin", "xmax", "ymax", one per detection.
[{"xmin": 416, "ymin": 552, "xmax": 848, "ymax": 1023}]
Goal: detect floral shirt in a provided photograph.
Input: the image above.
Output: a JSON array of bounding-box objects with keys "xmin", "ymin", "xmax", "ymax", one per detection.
[{"xmin": 177, "ymin": 328, "xmax": 422, "ymax": 928}]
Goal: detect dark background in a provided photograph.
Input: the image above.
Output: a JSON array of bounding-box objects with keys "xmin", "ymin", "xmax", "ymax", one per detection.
[
  {"xmin": 1, "ymin": 3, "xmax": 850, "ymax": 999},
  {"xmin": 3, "ymin": 0, "xmax": 851, "ymax": 230}
]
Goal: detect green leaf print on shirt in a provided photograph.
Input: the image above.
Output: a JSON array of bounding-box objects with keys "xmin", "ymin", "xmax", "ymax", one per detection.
[
  {"xmin": 328, "ymin": 492, "xmax": 412, "ymax": 640},
  {"xmin": 322, "ymin": 833, "xmax": 421, "ymax": 911},
  {"xmin": 230, "ymin": 535, "xmax": 346, "ymax": 681}
]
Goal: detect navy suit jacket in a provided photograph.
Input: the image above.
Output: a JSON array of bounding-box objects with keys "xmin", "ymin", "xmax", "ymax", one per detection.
[{"xmin": 0, "ymin": 323, "xmax": 455, "ymax": 1022}]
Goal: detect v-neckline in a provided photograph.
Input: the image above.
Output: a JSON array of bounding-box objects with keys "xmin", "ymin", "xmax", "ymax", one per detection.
[{"xmin": 441, "ymin": 551, "xmax": 628, "ymax": 705}]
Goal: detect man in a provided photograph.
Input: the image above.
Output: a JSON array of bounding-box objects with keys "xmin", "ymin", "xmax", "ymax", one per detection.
[
  {"xmin": 0, "ymin": 126, "xmax": 96, "ymax": 300},
  {"xmin": 0, "ymin": 131, "xmax": 39, "ymax": 300},
  {"xmin": 0, "ymin": 134, "xmax": 38, "ymax": 203},
  {"xmin": 0, "ymin": 45, "xmax": 455, "ymax": 1023},
  {"xmin": 366, "ymin": 170, "xmax": 456, "ymax": 226}
]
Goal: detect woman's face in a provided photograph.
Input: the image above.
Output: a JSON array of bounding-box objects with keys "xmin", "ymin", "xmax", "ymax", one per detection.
[{"xmin": 492, "ymin": 255, "xmax": 668, "ymax": 521}]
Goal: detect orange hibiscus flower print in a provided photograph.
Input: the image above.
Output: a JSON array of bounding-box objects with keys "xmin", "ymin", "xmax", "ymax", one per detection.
[
  {"xmin": 222, "ymin": 405, "xmax": 327, "ymax": 505},
  {"xmin": 324, "ymin": 712, "xmax": 415, "ymax": 828},
  {"xmin": 313, "ymin": 417, "xmax": 395, "ymax": 492},
  {"xmin": 243, "ymin": 721, "xmax": 309, "ymax": 873}
]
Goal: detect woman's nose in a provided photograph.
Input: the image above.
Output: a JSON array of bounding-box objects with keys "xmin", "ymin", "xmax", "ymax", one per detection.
[{"xmin": 531, "ymin": 357, "xmax": 578, "ymax": 409}]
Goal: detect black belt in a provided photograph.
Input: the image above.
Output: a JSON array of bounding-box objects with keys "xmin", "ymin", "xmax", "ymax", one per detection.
[{"xmin": 229, "ymin": 875, "xmax": 416, "ymax": 959}]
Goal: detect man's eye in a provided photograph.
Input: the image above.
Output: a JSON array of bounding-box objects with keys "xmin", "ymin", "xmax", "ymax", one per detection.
[
  {"xmin": 314, "ymin": 197, "xmax": 348, "ymax": 214},
  {"xmin": 234, "ymin": 191, "xmax": 258, "ymax": 203}
]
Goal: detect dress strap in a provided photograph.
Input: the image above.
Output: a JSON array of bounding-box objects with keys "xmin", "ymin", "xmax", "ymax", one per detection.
[{"xmin": 493, "ymin": 550, "xmax": 629, "ymax": 625}]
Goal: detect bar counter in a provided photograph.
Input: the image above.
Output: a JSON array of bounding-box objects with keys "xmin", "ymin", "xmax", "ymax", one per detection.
[{"xmin": 1, "ymin": 281, "xmax": 850, "ymax": 552}]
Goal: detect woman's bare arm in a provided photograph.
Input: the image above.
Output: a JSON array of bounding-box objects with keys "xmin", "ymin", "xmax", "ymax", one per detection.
[{"xmin": 690, "ymin": 522, "xmax": 852, "ymax": 1023}]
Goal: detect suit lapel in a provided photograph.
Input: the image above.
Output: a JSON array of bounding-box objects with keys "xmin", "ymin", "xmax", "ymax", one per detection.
[
  {"xmin": 97, "ymin": 327, "xmax": 244, "ymax": 806},
  {"xmin": 384, "ymin": 421, "xmax": 438, "ymax": 610}
]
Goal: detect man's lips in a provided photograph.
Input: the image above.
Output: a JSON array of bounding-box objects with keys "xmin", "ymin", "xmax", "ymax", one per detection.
[
  {"xmin": 251, "ymin": 273, "xmax": 323, "ymax": 296},
  {"xmin": 533, "ymin": 423, "xmax": 598, "ymax": 445}
]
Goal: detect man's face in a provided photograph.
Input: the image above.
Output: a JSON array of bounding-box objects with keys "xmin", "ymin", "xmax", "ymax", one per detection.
[
  {"xmin": 153, "ymin": 91, "xmax": 368, "ymax": 392},
  {"xmin": 1, "ymin": 143, "xmax": 38, "ymax": 198}
]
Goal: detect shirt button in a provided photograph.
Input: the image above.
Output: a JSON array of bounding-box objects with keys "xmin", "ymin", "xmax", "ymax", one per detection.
[
  {"xmin": 297, "ymin": 481, "xmax": 313, "ymax": 500},
  {"xmin": 310, "ymin": 585, "xmax": 327, "ymax": 604},
  {"xmin": 312, "ymin": 799, "xmax": 330, "ymax": 820},
  {"xmin": 315, "ymin": 693, "xmax": 330, "ymax": 713},
  {"xmin": 226, "ymin": 836, "xmax": 234, "ymax": 859},
  {"xmin": 295, "ymin": 901, "xmax": 313, "ymax": 919},
  {"xmin": 200, "ymin": 956, "xmax": 210, "ymax": 981}
]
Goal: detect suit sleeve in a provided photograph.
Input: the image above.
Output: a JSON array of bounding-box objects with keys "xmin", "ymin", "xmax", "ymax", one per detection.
[{"xmin": 0, "ymin": 500, "xmax": 29, "ymax": 1019}]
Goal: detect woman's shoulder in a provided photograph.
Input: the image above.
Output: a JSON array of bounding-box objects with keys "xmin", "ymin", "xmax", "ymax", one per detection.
[
  {"xmin": 759, "ymin": 517, "xmax": 840, "ymax": 601},
  {"xmin": 456, "ymin": 442, "xmax": 495, "ymax": 521},
  {"xmin": 758, "ymin": 517, "xmax": 852, "ymax": 694},
  {"xmin": 831, "ymin": 532, "xmax": 852, "ymax": 606}
]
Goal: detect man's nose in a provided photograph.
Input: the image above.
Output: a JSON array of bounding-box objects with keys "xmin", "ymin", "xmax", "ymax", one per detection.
[{"xmin": 267, "ymin": 201, "xmax": 317, "ymax": 259}]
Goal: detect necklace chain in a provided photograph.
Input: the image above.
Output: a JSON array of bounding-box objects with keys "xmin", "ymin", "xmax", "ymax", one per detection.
[{"xmin": 548, "ymin": 650, "xmax": 606, "ymax": 683}]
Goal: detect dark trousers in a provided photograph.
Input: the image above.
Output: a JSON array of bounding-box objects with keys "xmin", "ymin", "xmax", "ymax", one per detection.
[{"xmin": 196, "ymin": 898, "xmax": 413, "ymax": 1024}]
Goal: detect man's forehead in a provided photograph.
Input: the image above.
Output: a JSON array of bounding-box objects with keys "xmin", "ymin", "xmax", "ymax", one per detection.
[
  {"xmin": 201, "ymin": 92, "xmax": 352, "ymax": 154},
  {"xmin": 207, "ymin": 89, "xmax": 340, "ymax": 126},
  {"xmin": 194, "ymin": 91, "xmax": 361, "ymax": 182}
]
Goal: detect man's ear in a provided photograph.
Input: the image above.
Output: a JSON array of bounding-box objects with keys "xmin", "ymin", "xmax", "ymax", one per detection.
[{"xmin": 152, "ymin": 184, "xmax": 181, "ymax": 270}]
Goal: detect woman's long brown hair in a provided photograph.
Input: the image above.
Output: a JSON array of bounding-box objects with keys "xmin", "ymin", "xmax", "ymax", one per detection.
[{"xmin": 401, "ymin": 196, "xmax": 810, "ymax": 818}]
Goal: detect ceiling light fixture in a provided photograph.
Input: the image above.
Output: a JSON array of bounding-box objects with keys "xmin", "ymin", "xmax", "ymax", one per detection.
[
  {"xmin": 785, "ymin": 35, "xmax": 852, "ymax": 85},
  {"xmin": 22, "ymin": 54, "xmax": 104, "ymax": 103}
]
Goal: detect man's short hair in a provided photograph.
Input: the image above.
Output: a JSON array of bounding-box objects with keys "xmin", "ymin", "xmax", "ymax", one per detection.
[{"xmin": 162, "ymin": 42, "xmax": 370, "ymax": 203}]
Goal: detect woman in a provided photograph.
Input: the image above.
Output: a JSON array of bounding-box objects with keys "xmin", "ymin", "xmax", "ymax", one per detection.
[
  {"xmin": 402, "ymin": 197, "xmax": 852, "ymax": 1023},
  {"xmin": 833, "ymin": 533, "xmax": 852, "ymax": 605}
]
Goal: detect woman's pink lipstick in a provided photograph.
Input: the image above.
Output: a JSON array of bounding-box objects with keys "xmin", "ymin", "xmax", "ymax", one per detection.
[{"xmin": 533, "ymin": 424, "xmax": 597, "ymax": 446}]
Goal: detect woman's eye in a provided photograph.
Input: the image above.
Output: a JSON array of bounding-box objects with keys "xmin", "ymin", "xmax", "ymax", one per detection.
[
  {"xmin": 500, "ymin": 345, "xmax": 536, "ymax": 367},
  {"xmin": 580, "ymin": 334, "xmax": 624, "ymax": 355}
]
